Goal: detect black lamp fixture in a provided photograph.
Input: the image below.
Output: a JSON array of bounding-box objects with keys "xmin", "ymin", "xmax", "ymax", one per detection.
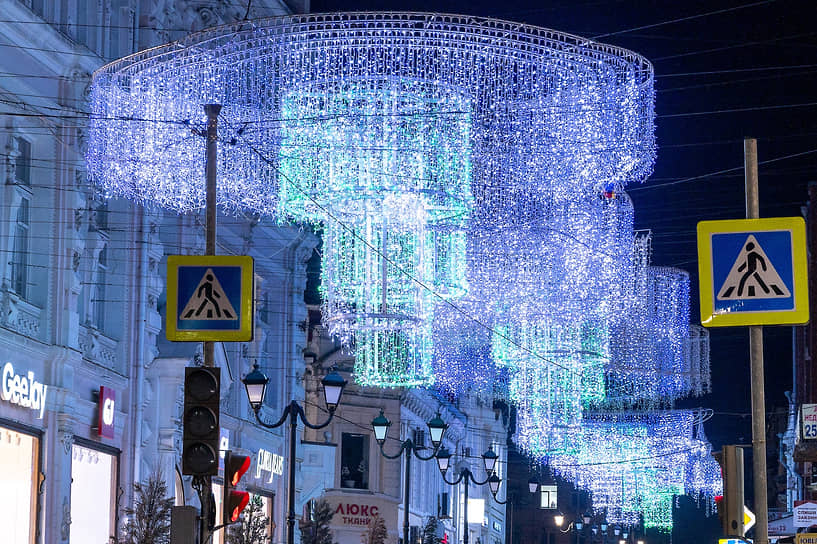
[
  {"xmin": 241, "ymin": 363, "xmax": 346, "ymax": 544},
  {"xmin": 371, "ymin": 408, "xmax": 447, "ymax": 544},
  {"xmin": 583, "ymin": 512, "xmax": 592, "ymax": 525},
  {"xmin": 488, "ymin": 473, "xmax": 501, "ymax": 495},
  {"xmin": 575, "ymin": 520, "xmax": 584, "ymax": 531},
  {"xmin": 321, "ymin": 369, "xmax": 347, "ymax": 411},
  {"xmin": 426, "ymin": 412, "xmax": 448, "ymax": 448},
  {"xmin": 554, "ymin": 513, "xmax": 565, "ymax": 527},
  {"xmin": 435, "ymin": 446, "xmax": 452, "ymax": 473},
  {"xmin": 243, "ymin": 363, "xmax": 268, "ymax": 411},
  {"xmin": 242, "ymin": 363, "xmax": 347, "ymax": 413},
  {"xmin": 528, "ymin": 477, "xmax": 539, "ymax": 494},
  {"xmin": 482, "ymin": 448, "xmax": 499, "ymax": 474},
  {"xmin": 371, "ymin": 410, "xmax": 391, "ymax": 445}
]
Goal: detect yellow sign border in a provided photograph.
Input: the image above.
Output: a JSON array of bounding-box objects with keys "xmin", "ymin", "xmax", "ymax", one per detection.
[
  {"xmin": 697, "ymin": 217, "xmax": 809, "ymax": 327},
  {"xmin": 166, "ymin": 255, "xmax": 254, "ymax": 341}
]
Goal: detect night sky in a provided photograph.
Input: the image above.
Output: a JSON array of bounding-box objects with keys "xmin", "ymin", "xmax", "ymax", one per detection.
[{"xmin": 304, "ymin": 0, "xmax": 817, "ymax": 452}]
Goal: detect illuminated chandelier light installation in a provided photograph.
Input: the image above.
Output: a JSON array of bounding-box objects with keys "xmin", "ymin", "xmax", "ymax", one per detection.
[
  {"xmin": 87, "ymin": 12, "xmax": 655, "ymax": 388},
  {"xmin": 87, "ymin": 13, "xmax": 656, "ymax": 214},
  {"xmin": 607, "ymin": 266, "xmax": 712, "ymax": 408},
  {"xmin": 547, "ymin": 410, "xmax": 721, "ymax": 531},
  {"xmin": 471, "ymin": 194, "xmax": 638, "ymax": 452},
  {"xmin": 277, "ymin": 82, "xmax": 474, "ymax": 387},
  {"xmin": 430, "ymin": 298, "xmax": 500, "ymax": 399}
]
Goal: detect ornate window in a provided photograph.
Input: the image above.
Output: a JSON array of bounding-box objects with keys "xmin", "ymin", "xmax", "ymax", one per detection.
[
  {"xmin": 11, "ymin": 197, "xmax": 30, "ymax": 298},
  {"xmin": 93, "ymin": 247, "xmax": 107, "ymax": 331},
  {"xmin": 13, "ymin": 137, "xmax": 30, "ymax": 186}
]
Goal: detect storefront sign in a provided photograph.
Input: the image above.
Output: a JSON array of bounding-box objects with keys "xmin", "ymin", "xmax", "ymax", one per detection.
[
  {"xmin": 334, "ymin": 502, "xmax": 380, "ymax": 526},
  {"xmin": 795, "ymin": 500, "xmax": 817, "ymax": 527},
  {"xmin": 768, "ymin": 514, "xmax": 794, "ymax": 536},
  {"xmin": 256, "ymin": 448, "xmax": 284, "ymax": 483},
  {"xmin": 0, "ymin": 362, "xmax": 47, "ymax": 419},
  {"xmin": 796, "ymin": 534, "xmax": 817, "ymax": 544},
  {"xmin": 324, "ymin": 495, "xmax": 397, "ymax": 530},
  {"xmin": 97, "ymin": 386, "xmax": 115, "ymax": 438},
  {"xmin": 803, "ymin": 404, "xmax": 817, "ymax": 439}
]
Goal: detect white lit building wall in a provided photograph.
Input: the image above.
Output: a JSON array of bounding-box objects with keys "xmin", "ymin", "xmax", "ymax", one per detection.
[
  {"xmin": 0, "ymin": 2, "xmax": 309, "ymax": 543},
  {"xmin": 302, "ymin": 323, "xmax": 509, "ymax": 544}
]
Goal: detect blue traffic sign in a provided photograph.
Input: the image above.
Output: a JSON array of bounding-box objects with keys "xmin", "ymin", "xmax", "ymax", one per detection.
[
  {"xmin": 166, "ymin": 255, "xmax": 254, "ymax": 341},
  {"xmin": 697, "ymin": 217, "xmax": 808, "ymax": 327}
]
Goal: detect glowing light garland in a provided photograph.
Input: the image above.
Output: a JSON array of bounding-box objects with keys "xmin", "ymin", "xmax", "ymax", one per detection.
[
  {"xmin": 545, "ymin": 411, "xmax": 721, "ymax": 531},
  {"xmin": 278, "ymin": 82, "xmax": 472, "ymax": 387},
  {"xmin": 87, "ymin": 12, "xmax": 655, "ymax": 387},
  {"xmin": 85, "ymin": 11, "xmax": 719, "ymax": 528},
  {"xmin": 87, "ymin": 13, "xmax": 655, "ymax": 214},
  {"xmin": 607, "ymin": 266, "xmax": 712, "ymax": 407}
]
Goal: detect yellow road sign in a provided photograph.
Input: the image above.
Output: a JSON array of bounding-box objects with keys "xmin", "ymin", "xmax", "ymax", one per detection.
[
  {"xmin": 697, "ymin": 217, "xmax": 809, "ymax": 327},
  {"xmin": 166, "ymin": 255, "xmax": 254, "ymax": 341},
  {"xmin": 744, "ymin": 505, "xmax": 756, "ymax": 533}
]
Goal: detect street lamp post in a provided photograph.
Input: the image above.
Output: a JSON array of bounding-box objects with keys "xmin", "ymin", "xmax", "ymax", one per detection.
[
  {"xmin": 435, "ymin": 447, "xmax": 498, "ymax": 544},
  {"xmin": 242, "ymin": 363, "xmax": 347, "ymax": 544},
  {"xmin": 371, "ymin": 410, "xmax": 448, "ymax": 544}
]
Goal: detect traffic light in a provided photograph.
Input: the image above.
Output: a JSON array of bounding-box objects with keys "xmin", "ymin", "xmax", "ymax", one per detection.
[
  {"xmin": 223, "ymin": 450, "xmax": 251, "ymax": 524},
  {"xmin": 712, "ymin": 445, "xmax": 744, "ymax": 536},
  {"xmin": 182, "ymin": 367, "xmax": 220, "ymax": 476}
]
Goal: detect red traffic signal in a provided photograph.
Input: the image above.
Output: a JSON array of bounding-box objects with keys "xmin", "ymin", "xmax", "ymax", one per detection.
[
  {"xmin": 225, "ymin": 490, "xmax": 250, "ymax": 523},
  {"xmin": 223, "ymin": 451, "xmax": 252, "ymax": 524}
]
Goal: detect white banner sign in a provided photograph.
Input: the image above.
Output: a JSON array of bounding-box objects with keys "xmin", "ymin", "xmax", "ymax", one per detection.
[
  {"xmin": 795, "ymin": 500, "xmax": 817, "ymax": 528},
  {"xmin": 803, "ymin": 404, "xmax": 817, "ymax": 439},
  {"xmin": 0, "ymin": 362, "xmax": 47, "ymax": 419}
]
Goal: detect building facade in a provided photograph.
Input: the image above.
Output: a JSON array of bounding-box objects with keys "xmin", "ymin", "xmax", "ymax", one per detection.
[
  {"xmin": 301, "ymin": 311, "xmax": 510, "ymax": 544},
  {"xmin": 0, "ymin": 1, "xmax": 310, "ymax": 543}
]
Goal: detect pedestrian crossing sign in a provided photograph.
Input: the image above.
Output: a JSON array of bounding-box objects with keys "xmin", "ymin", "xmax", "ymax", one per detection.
[
  {"xmin": 166, "ymin": 255, "xmax": 254, "ymax": 341},
  {"xmin": 697, "ymin": 217, "xmax": 808, "ymax": 327}
]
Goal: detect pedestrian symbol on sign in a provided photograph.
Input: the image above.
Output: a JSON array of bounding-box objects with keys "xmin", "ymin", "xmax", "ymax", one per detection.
[
  {"xmin": 717, "ymin": 235, "xmax": 790, "ymax": 300},
  {"xmin": 180, "ymin": 268, "xmax": 238, "ymax": 320}
]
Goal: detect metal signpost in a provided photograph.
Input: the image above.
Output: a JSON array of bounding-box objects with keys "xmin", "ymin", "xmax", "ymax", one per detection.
[
  {"xmin": 697, "ymin": 138, "xmax": 810, "ymax": 544},
  {"xmin": 166, "ymin": 105, "xmax": 255, "ymax": 544}
]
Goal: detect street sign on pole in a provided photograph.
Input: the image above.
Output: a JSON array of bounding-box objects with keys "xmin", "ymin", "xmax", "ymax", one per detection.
[
  {"xmin": 697, "ymin": 216, "xmax": 809, "ymax": 327},
  {"xmin": 802, "ymin": 405, "xmax": 817, "ymax": 440},
  {"xmin": 744, "ymin": 506, "xmax": 756, "ymax": 533},
  {"xmin": 166, "ymin": 255, "xmax": 254, "ymax": 341}
]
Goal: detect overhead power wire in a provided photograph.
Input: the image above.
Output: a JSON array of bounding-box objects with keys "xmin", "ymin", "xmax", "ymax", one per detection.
[
  {"xmin": 631, "ymin": 147, "xmax": 817, "ymax": 191},
  {"xmin": 590, "ymin": 0, "xmax": 774, "ymax": 40},
  {"xmin": 658, "ymin": 101, "xmax": 817, "ymax": 119}
]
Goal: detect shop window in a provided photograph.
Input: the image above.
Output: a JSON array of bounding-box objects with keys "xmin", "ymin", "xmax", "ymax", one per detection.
[
  {"xmin": 11, "ymin": 197, "xmax": 30, "ymax": 298},
  {"xmin": 0, "ymin": 426, "xmax": 39, "ymax": 544},
  {"xmin": 255, "ymin": 493, "xmax": 275, "ymax": 540},
  {"xmin": 340, "ymin": 433, "xmax": 369, "ymax": 490},
  {"xmin": 70, "ymin": 443, "xmax": 117, "ymax": 544}
]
